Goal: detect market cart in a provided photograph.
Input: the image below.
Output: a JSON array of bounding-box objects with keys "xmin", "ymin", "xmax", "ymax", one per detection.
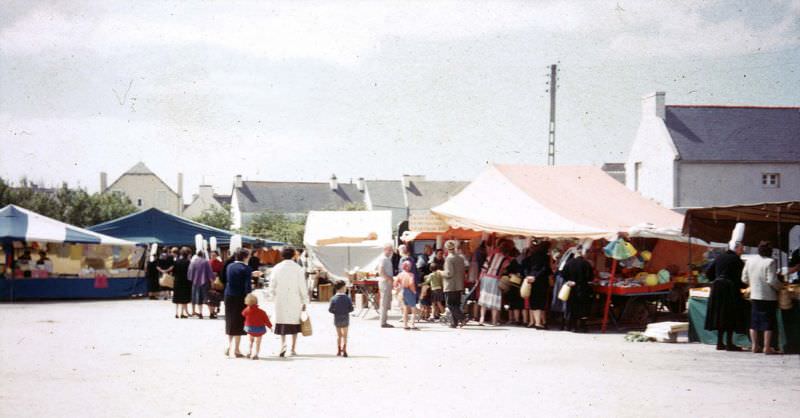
[
  {"xmin": 350, "ymin": 279, "xmax": 380, "ymax": 318},
  {"xmin": 594, "ymin": 282, "xmax": 675, "ymax": 329}
]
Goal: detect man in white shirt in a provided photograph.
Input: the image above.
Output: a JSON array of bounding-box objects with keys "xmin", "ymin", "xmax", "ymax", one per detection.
[{"xmin": 378, "ymin": 243, "xmax": 395, "ymax": 328}]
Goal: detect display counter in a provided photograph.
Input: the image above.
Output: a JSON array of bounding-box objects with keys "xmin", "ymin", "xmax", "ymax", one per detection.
[
  {"xmin": 688, "ymin": 295, "xmax": 800, "ymax": 354},
  {"xmin": 0, "ymin": 276, "xmax": 147, "ymax": 300}
]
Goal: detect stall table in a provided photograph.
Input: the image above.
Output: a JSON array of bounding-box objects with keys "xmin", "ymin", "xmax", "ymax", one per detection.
[
  {"xmin": 593, "ymin": 282, "xmax": 674, "ymax": 329},
  {"xmin": 1, "ymin": 276, "xmax": 147, "ymax": 300},
  {"xmin": 688, "ymin": 294, "xmax": 800, "ymax": 353},
  {"xmin": 350, "ymin": 280, "xmax": 380, "ymax": 317}
]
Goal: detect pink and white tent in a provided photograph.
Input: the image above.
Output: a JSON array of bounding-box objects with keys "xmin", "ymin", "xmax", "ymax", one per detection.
[{"xmin": 431, "ymin": 164, "xmax": 683, "ymax": 239}]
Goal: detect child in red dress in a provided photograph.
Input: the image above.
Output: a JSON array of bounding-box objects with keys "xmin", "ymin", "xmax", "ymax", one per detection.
[{"xmin": 242, "ymin": 293, "xmax": 272, "ymax": 360}]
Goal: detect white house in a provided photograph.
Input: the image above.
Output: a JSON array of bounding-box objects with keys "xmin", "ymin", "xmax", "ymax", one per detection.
[
  {"xmin": 182, "ymin": 185, "xmax": 231, "ymax": 219},
  {"xmin": 102, "ymin": 162, "xmax": 184, "ymax": 214},
  {"xmin": 626, "ymin": 92, "xmax": 800, "ymax": 210}
]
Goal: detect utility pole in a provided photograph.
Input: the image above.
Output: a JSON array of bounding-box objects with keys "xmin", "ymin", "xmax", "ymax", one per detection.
[{"xmin": 547, "ymin": 64, "xmax": 557, "ymax": 166}]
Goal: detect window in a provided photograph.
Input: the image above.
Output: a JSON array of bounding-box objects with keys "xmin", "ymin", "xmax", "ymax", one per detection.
[
  {"xmin": 762, "ymin": 173, "xmax": 780, "ymax": 188},
  {"xmin": 634, "ymin": 162, "xmax": 642, "ymax": 191},
  {"xmin": 136, "ymin": 198, "xmax": 143, "ymax": 207}
]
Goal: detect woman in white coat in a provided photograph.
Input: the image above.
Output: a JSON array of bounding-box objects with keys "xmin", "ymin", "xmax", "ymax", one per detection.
[{"xmin": 270, "ymin": 247, "xmax": 310, "ymax": 357}]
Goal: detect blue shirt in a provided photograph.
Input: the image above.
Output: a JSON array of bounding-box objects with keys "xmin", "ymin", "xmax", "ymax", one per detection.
[
  {"xmin": 328, "ymin": 293, "xmax": 354, "ymax": 317},
  {"xmin": 224, "ymin": 262, "xmax": 252, "ymax": 297}
]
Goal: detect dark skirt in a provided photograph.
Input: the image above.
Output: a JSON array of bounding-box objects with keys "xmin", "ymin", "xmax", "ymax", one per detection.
[
  {"xmin": 528, "ymin": 280, "xmax": 549, "ymax": 310},
  {"xmin": 274, "ymin": 323, "xmax": 301, "ymax": 335},
  {"xmin": 566, "ymin": 284, "xmax": 592, "ymax": 319},
  {"xmin": 751, "ymin": 299, "xmax": 778, "ymax": 331},
  {"xmin": 172, "ymin": 277, "xmax": 192, "ymax": 304},
  {"xmin": 147, "ymin": 272, "xmax": 160, "ymax": 293},
  {"xmin": 431, "ymin": 289, "xmax": 445, "ymax": 304},
  {"xmin": 224, "ymin": 295, "xmax": 246, "ymax": 335},
  {"xmin": 207, "ymin": 289, "xmax": 223, "ymax": 307},
  {"xmin": 505, "ymin": 285, "xmax": 524, "ymax": 310},
  {"xmin": 705, "ymin": 278, "xmax": 749, "ymax": 333}
]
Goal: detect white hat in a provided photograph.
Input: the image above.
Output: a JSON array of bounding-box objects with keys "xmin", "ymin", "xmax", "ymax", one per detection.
[{"xmin": 729, "ymin": 222, "xmax": 745, "ymax": 251}]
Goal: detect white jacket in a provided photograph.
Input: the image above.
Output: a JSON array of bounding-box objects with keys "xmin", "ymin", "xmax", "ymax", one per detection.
[
  {"xmin": 742, "ymin": 255, "xmax": 780, "ymax": 301},
  {"xmin": 269, "ymin": 260, "xmax": 310, "ymax": 324}
]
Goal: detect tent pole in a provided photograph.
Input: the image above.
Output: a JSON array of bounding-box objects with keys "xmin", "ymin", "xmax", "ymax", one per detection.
[
  {"xmin": 601, "ymin": 258, "xmax": 617, "ymax": 333},
  {"xmin": 777, "ymin": 207, "xmax": 783, "ymax": 273},
  {"xmin": 687, "ymin": 215, "xmax": 693, "ymax": 279}
]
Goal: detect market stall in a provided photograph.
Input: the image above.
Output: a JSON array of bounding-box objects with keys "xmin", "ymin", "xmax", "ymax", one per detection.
[
  {"xmin": 0, "ymin": 205, "xmax": 142, "ymax": 300},
  {"xmin": 431, "ymin": 164, "xmax": 693, "ymax": 330},
  {"xmin": 87, "ymin": 207, "xmax": 278, "ymax": 247},
  {"xmin": 303, "ymin": 210, "xmax": 393, "ymax": 281},
  {"xmin": 682, "ymin": 202, "xmax": 800, "ymax": 352}
]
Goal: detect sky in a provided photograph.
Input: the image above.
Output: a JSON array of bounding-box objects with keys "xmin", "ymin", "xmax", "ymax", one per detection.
[{"xmin": 1, "ymin": 0, "xmax": 799, "ymax": 202}]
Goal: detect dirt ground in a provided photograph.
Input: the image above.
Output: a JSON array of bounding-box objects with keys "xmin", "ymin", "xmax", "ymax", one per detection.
[{"xmin": 1, "ymin": 295, "xmax": 798, "ymax": 418}]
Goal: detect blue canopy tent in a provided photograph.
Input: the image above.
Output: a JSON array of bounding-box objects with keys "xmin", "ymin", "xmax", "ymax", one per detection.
[
  {"xmin": 0, "ymin": 204, "xmax": 144, "ymax": 300},
  {"xmin": 87, "ymin": 207, "xmax": 282, "ymax": 247}
]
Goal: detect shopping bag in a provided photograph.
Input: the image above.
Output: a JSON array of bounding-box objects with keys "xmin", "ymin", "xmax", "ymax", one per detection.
[
  {"xmin": 509, "ymin": 274, "xmax": 522, "ymax": 285},
  {"xmin": 159, "ymin": 273, "xmax": 175, "ymax": 289},
  {"xmin": 557, "ymin": 283, "xmax": 571, "ymax": 302},
  {"xmin": 520, "ymin": 277, "xmax": 532, "ymax": 299},
  {"xmin": 498, "ymin": 275, "xmax": 511, "ymax": 292},
  {"xmin": 212, "ymin": 277, "xmax": 224, "ymax": 291},
  {"xmin": 300, "ymin": 311, "xmax": 312, "ymax": 337}
]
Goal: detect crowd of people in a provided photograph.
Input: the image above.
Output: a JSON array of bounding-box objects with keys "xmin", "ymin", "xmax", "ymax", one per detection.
[
  {"xmin": 144, "ymin": 230, "xmax": 798, "ymax": 359},
  {"xmin": 373, "ymin": 237, "xmax": 596, "ymax": 333}
]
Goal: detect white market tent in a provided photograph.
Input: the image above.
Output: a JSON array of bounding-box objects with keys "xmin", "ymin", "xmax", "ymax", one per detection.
[
  {"xmin": 303, "ymin": 210, "xmax": 392, "ymax": 281},
  {"xmin": 431, "ymin": 164, "xmax": 684, "ymax": 239}
]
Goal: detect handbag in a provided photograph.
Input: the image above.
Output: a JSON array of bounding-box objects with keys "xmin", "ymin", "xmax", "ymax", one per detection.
[
  {"xmin": 498, "ymin": 275, "xmax": 511, "ymax": 292},
  {"xmin": 557, "ymin": 283, "xmax": 571, "ymax": 302},
  {"xmin": 520, "ymin": 277, "xmax": 532, "ymax": 299},
  {"xmin": 212, "ymin": 277, "xmax": 224, "ymax": 291},
  {"xmin": 509, "ymin": 274, "xmax": 522, "ymax": 285},
  {"xmin": 159, "ymin": 273, "xmax": 175, "ymax": 289},
  {"xmin": 300, "ymin": 311, "xmax": 312, "ymax": 337}
]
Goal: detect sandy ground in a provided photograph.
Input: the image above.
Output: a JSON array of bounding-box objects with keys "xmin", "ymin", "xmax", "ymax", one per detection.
[{"xmin": 1, "ymin": 294, "xmax": 798, "ymax": 418}]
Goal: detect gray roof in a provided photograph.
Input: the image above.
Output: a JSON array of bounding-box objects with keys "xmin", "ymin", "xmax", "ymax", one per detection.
[
  {"xmin": 664, "ymin": 106, "xmax": 800, "ymax": 162},
  {"xmin": 124, "ymin": 162, "xmax": 155, "ymax": 175},
  {"xmin": 405, "ymin": 181, "xmax": 468, "ymax": 210},
  {"xmin": 234, "ymin": 181, "xmax": 363, "ymax": 214},
  {"xmin": 365, "ymin": 180, "xmax": 405, "ymax": 210},
  {"xmin": 214, "ymin": 194, "xmax": 231, "ymax": 206}
]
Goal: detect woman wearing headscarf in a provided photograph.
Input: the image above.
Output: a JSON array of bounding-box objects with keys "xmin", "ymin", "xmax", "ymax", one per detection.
[
  {"xmin": 171, "ymin": 247, "xmax": 193, "ymax": 318},
  {"xmin": 478, "ymin": 239, "xmax": 514, "ymax": 326},
  {"xmin": 705, "ymin": 224, "xmax": 748, "ymax": 351}
]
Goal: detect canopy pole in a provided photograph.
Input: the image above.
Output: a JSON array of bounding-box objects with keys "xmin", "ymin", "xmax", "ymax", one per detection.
[
  {"xmin": 687, "ymin": 215, "xmax": 693, "ymax": 279},
  {"xmin": 601, "ymin": 258, "xmax": 617, "ymax": 333},
  {"xmin": 777, "ymin": 207, "xmax": 783, "ymax": 274}
]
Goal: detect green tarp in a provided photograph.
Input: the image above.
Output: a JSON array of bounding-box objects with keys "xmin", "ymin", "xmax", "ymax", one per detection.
[{"xmin": 688, "ymin": 296, "xmax": 800, "ymax": 353}]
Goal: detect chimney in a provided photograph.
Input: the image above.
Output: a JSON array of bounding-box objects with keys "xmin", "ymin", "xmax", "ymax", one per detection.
[
  {"xmin": 329, "ymin": 174, "xmax": 338, "ymax": 191},
  {"xmin": 199, "ymin": 185, "xmax": 214, "ymax": 199},
  {"xmin": 356, "ymin": 177, "xmax": 365, "ymax": 192},
  {"xmin": 402, "ymin": 174, "xmax": 426, "ymax": 189},
  {"xmin": 100, "ymin": 172, "xmax": 107, "ymax": 192},
  {"xmin": 642, "ymin": 91, "xmax": 666, "ymax": 119},
  {"xmin": 234, "ymin": 174, "xmax": 243, "ymax": 189}
]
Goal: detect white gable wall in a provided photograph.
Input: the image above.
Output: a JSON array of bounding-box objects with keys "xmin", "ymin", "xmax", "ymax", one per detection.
[
  {"xmin": 108, "ymin": 174, "xmax": 182, "ymax": 214},
  {"xmin": 625, "ymin": 94, "xmax": 679, "ymax": 208},
  {"xmin": 677, "ymin": 162, "xmax": 800, "ymax": 208}
]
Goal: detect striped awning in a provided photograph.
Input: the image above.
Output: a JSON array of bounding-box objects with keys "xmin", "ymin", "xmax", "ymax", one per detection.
[{"xmin": 0, "ymin": 205, "xmax": 136, "ymax": 246}]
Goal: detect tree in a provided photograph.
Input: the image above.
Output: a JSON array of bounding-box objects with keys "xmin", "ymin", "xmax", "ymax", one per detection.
[
  {"xmin": 0, "ymin": 177, "xmax": 137, "ymax": 227},
  {"xmin": 245, "ymin": 211, "xmax": 306, "ymax": 245},
  {"xmin": 192, "ymin": 204, "xmax": 233, "ymax": 230}
]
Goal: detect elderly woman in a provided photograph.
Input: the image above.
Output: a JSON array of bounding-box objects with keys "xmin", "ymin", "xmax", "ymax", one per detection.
[
  {"xmin": 270, "ymin": 247, "xmax": 310, "ymax": 357},
  {"xmin": 224, "ymin": 248, "xmax": 263, "ymax": 358},
  {"xmin": 172, "ymin": 247, "xmax": 192, "ymax": 319},
  {"xmin": 189, "ymin": 251, "xmax": 214, "ymax": 319},
  {"xmin": 524, "ymin": 242, "xmax": 553, "ymax": 329},
  {"xmin": 742, "ymin": 241, "xmax": 782, "ymax": 354}
]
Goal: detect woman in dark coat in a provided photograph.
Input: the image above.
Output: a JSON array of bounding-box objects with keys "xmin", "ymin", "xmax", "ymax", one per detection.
[
  {"xmin": 145, "ymin": 254, "xmax": 160, "ymax": 300},
  {"xmin": 562, "ymin": 248, "xmax": 594, "ymax": 333},
  {"xmin": 224, "ymin": 248, "xmax": 262, "ymax": 358},
  {"xmin": 171, "ymin": 247, "xmax": 192, "ymax": 318},
  {"xmin": 524, "ymin": 242, "xmax": 552, "ymax": 329},
  {"xmin": 504, "ymin": 255, "xmax": 525, "ymax": 325},
  {"xmin": 704, "ymin": 244, "xmax": 748, "ymax": 351}
]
